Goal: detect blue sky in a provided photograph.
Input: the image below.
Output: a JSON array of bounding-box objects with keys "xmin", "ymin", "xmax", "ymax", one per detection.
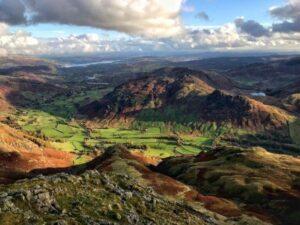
[
  {"xmin": 10, "ymin": 0, "xmax": 285, "ymax": 39},
  {"xmin": 182, "ymin": 0, "xmax": 285, "ymax": 26},
  {"xmin": 1, "ymin": 0, "xmax": 299, "ymax": 55}
]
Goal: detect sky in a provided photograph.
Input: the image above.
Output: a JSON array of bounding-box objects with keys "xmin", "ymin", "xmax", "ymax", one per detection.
[{"xmin": 0, "ymin": 0, "xmax": 300, "ymax": 56}]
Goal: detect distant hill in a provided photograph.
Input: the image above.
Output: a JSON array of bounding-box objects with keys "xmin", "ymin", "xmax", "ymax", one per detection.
[
  {"xmin": 80, "ymin": 68, "xmax": 292, "ymax": 131},
  {"xmin": 224, "ymin": 57, "xmax": 300, "ymax": 90},
  {"xmin": 174, "ymin": 56, "xmax": 273, "ymax": 71},
  {"xmin": 0, "ymin": 58, "xmax": 63, "ymax": 114},
  {"xmin": 270, "ymin": 80, "xmax": 300, "ymax": 98},
  {"xmin": 199, "ymin": 90, "xmax": 291, "ymax": 130},
  {"xmin": 0, "ymin": 55, "xmax": 56, "ymax": 69},
  {"xmin": 79, "ymin": 67, "xmax": 233, "ymax": 117}
]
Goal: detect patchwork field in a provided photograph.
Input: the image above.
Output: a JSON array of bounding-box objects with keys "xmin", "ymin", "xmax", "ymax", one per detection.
[
  {"xmin": 13, "ymin": 110, "xmax": 86, "ymax": 152},
  {"xmin": 10, "ymin": 81, "xmax": 298, "ymax": 163},
  {"xmin": 89, "ymin": 127, "xmax": 212, "ymax": 158},
  {"xmin": 13, "ymin": 110, "xmax": 212, "ymax": 158}
]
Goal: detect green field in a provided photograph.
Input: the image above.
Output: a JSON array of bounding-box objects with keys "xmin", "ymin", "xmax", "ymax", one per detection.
[
  {"xmin": 12, "ymin": 86, "xmax": 215, "ymax": 158},
  {"xmin": 13, "ymin": 110, "xmax": 212, "ymax": 157},
  {"xmin": 14, "ymin": 110, "xmax": 87, "ymax": 152},
  {"xmin": 89, "ymin": 127, "xmax": 212, "ymax": 157},
  {"xmin": 43, "ymin": 89, "xmax": 112, "ymax": 118}
]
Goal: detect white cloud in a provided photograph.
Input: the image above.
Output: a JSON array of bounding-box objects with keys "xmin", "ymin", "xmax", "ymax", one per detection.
[
  {"xmin": 43, "ymin": 34, "xmax": 113, "ymax": 55},
  {"xmin": 0, "ymin": 23, "xmax": 40, "ymax": 56},
  {"xmin": 235, "ymin": 18, "xmax": 270, "ymax": 37},
  {"xmin": 0, "ymin": 0, "xmax": 300, "ymax": 55},
  {"xmin": 270, "ymin": 0, "xmax": 300, "ymax": 33},
  {"xmin": 0, "ymin": 25, "xmax": 166, "ymax": 56},
  {"xmin": 169, "ymin": 24, "xmax": 249, "ymax": 50},
  {"xmin": 166, "ymin": 23, "xmax": 300, "ymax": 51},
  {"xmin": 21, "ymin": 0, "xmax": 184, "ymax": 38},
  {"xmin": 0, "ymin": 21, "xmax": 300, "ymax": 56},
  {"xmin": 196, "ymin": 12, "xmax": 210, "ymax": 21}
]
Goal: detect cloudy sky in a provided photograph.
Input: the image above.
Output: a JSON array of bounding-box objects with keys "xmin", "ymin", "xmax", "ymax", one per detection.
[{"xmin": 0, "ymin": 0, "xmax": 300, "ymax": 55}]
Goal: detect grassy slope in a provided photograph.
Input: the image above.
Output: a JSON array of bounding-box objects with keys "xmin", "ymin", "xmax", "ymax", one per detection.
[
  {"xmin": 13, "ymin": 110, "xmax": 86, "ymax": 153},
  {"xmin": 290, "ymin": 118, "xmax": 300, "ymax": 146},
  {"xmin": 157, "ymin": 146, "xmax": 300, "ymax": 225},
  {"xmin": 43, "ymin": 89, "xmax": 113, "ymax": 119},
  {"xmin": 0, "ymin": 145, "xmax": 270, "ymax": 225},
  {"xmin": 13, "ymin": 109, "xmax": 212, "ymax": 158},
  {"xmin": 0, "ymin": 122, "xmax": 74, "ymax": 183}
]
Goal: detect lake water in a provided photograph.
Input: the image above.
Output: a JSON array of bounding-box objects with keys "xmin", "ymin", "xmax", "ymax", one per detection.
[
  {"xmin": 251, "ymin": 92, "xmax": 266, "ymax": 97},
  {"xmin": 63, "ymin": 60, "xmax": 118, "ymax": 68}
]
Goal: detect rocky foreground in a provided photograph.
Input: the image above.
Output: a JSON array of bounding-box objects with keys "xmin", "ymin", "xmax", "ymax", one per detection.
[{"xmin": 0, "ymin": 146, "xmax": 273, "ymax": 225}]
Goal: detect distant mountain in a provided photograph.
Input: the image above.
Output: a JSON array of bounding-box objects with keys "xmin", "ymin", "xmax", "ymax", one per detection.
[
  {"xmin": 174, "ymin": 56, "xmax": 273, "ymax": 71},
  {"xmin": 80, "ymin": 67, "xmax": 292, "ymax": 131},
  {"xmin": 270, "ymin": 80, "xmax": 300, "ymax": 98},
  {"xmin": 224, "ymin": 57, "xmax": 300, "ymax": 90}
]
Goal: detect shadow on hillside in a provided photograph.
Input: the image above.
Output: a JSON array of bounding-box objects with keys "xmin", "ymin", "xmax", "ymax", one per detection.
[
  {"xmin": 222, "ymin": 130, "xmax": 300, "ymax": 156},
  {"xmin": 1, "ymin": 145, "xmax": 148, "ymax": 185},
  {"xmin": 3, "ymin": 68, "xmax": 117, "ymax": 120},
  {"xmin": 0, "ymin": 148, "xmax": 108, "ymax": 185},
  {"xmin": 289, "ymin": 118, "xmax": 300, "ymax": 146},
  {"xmin": 0, "ymin": 66, "xmax": 54, "ymax": 75},
  {"xmin": 4, "ymin": 75, "xmax": 79, "ymax": 120}
]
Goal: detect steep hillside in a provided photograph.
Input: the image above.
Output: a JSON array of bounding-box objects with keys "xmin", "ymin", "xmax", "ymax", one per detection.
[
  {"xmin": 283, "ymin": 93, "xmax": 300, "ymax": 113},
  {"xmin": 0, "ymin": 56, "xmax": 55, "ymax": 69},
  {"xmin": 272, "ymin": 81, "xmax": 300, "ymax": 98},
  {"xmin": 0, "ymin": 72, "xmax": 63, "ymax": 117},
  {"xmin": 0, "ymin": 122, "xmax": 74, "ymax": 183},
  {"xmin": 1, "ymin": 72, "xmax": 64, "ymax": 108},
  {"xmin": 80, "ymin": 69, "xmax": 292, "ymax": 131},
  {"xmin": 150, "ymin": 67, "xmax": 235, "ymax": 90},
  {"xmin": 0, "ymin": 145, "xmax": 270, "ymax": 225},
  {"xmin": 79, "ymin": 69, "xmax": 218, "ymax": 118},
  {"xmin": 199, "ymin": 90, "xmax": 291, "ymax": 130},
  {"xmin": 157, "ymin": 146, "xmax": 300, "ymax": 225},
  {"xmin": 225, "ymin": 57, "xmax": 300, "ymax": 90}
]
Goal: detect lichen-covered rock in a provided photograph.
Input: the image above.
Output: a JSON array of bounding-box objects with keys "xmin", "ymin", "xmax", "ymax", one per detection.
[{"xmin": 0, "ymin": 146, "xmax": 271, "ymax": 225}]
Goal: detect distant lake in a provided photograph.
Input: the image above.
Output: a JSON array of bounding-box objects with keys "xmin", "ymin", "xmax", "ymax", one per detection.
[
  {"xmin": 251, "ymin": 92, "xmax": 266, "ymax": 97},
  {"xmin": 63, "ymin": 60, "xmax": 119, "ymax": 68}
]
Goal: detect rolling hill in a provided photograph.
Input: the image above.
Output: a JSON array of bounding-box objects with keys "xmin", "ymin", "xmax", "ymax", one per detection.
[
  {"xmin": 80, "ymin": 68, "xmax": 292, "ymax": 131},
  {"xmin": 0, "ymin": 145, "xmax": 272, "ymax": 225},
  {"xmin": 157, "ymin": 145, "xmax": 300, "ymax": 225}
]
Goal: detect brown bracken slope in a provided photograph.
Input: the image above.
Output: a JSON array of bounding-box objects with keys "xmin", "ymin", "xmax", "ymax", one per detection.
[
  {"xmin": 80, "ymin": 68, "xmax": 292, "ymax": 131},
  {"xmin": 0, "ymin": 122, "xmax": 74, "ymax": 183}
]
